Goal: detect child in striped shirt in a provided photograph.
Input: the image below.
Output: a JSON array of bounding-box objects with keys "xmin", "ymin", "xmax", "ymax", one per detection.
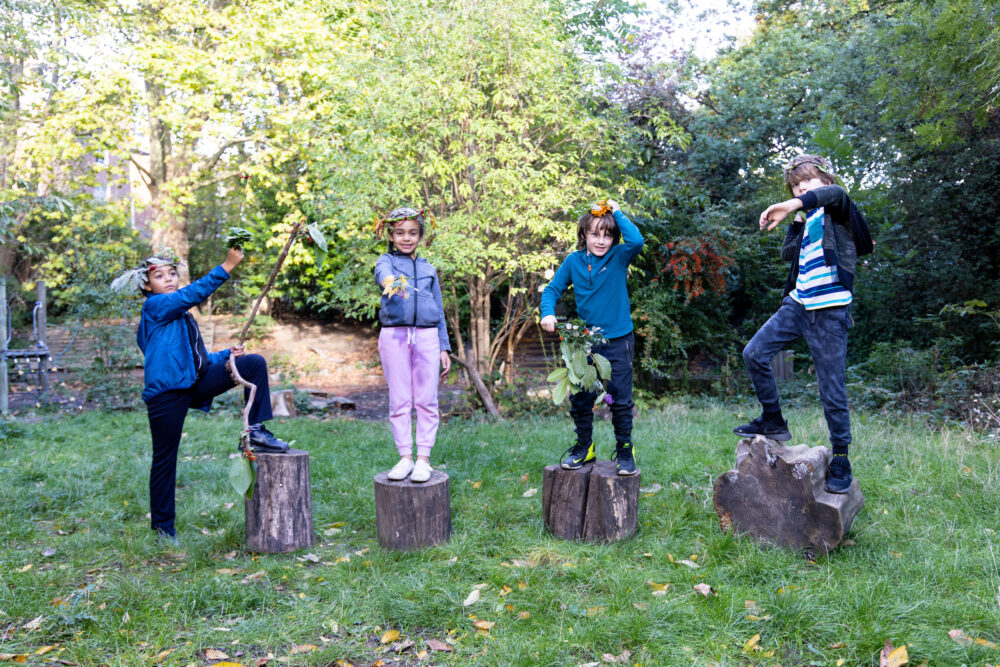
[{"xmin": 735, "ymin": 155, "xmax": 873, "ymax": 494}]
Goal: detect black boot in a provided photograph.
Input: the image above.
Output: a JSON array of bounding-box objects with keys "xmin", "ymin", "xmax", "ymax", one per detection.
[{"xmin": 247, "ymin": 424, "xmax": 290, "ymax": 453}]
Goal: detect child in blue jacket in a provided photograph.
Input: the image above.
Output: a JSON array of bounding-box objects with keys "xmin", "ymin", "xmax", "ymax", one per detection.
[
  {"xmin": 114, "ymin": 246, "xmax": 288, "ymax": 542},
  {"xmin": 540, "ymin": 199, "xmax": 643, "ymax": 475}
]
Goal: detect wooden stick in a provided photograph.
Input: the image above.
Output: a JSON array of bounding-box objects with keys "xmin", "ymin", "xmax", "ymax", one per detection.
[
  {"xmin": 228, "ymin": 221, "xmax": 302, "ymax": 439},
  {"xmin": 237, "ymin": 221, "xmax": 302, "ymax": 345}
]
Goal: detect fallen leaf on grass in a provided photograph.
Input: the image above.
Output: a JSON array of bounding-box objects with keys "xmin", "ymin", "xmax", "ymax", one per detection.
[
  {"xmin": 0, "ymin": 655, "xmax": 27, "ymax": 663},
  {"xmin": 517, "ymin": 611, "xmax": 530, "ymax": 619},
  {"xmin": 463, "ymin": 589, "xmax": 480, "ymax": 606},
  {"xmin": 519, "ymin": 473, "xmax": 529, "ymax": 483},
  {"xmin": 426, "ymin": 639, "xmax": 452, "ymax": 652},
  {"xmin": 254, "ymin": 658, "xmax": 270, "ymax": 666},
  {"xmin": 646, "ymin": 580, "xmax": 669, "ymax": 592},
  {"xmin": 693, "ymin": 584, "xmax": 715, "ymax": 597},
  {"xmin": 152, "ymin": 648, "xmax": 175, "ymax": 663},
  {"xmin": 290, "ymin": 644, "xmax": 317, "ymax": 654},
  {"xmin": 41, "ymin": 548, "xmax": 56, "ymax": 558},
  {"xmin": 33, "ymin": 646, "xmax": 56, "ymax": 655},
  {"xmin": 950, "ymin": 629, "xmax": 1000, "ymax": 650},
  {"xmin": 601, "ymin": 649, "xmax": 631, "ymax": 663},
  {"xmin": 744, "ymin": 634, "xmax": 761, "ymax": 652},
  {"xmin": 828, "ymin": 642, "xmax": 846, "ymax": 649},
  {"xmin": 677, "ymin": 559, "xmax": 699, "ymax": 569},
  {"xmin": 472, "ymin": 620, "xmax": 495, "ymax": 631},
  {"xmin": 879, "ymin": 639, "xmax": 908, "ymax": 667},
  {"xmin": 522, "ymin": 488, "xmax": 537, "ymax": 498},
  {"xmin": 298, "ymin": 553, "xmax": 320, "ymax": 563},
  {"xmin": 22, "ymin": 616, "xmax": 41, "ymax": 631},
  {"xmin": 204, "ymin": 648, "xmax": 228, "ymax": 660},
  {"xmin": 19, "ymin": 564, "xmax": 31, "ymax": 573},
  {"xmin": 241, "ymin": 570, "xmax": 266, "ymax": 584},
  {"xmin": 639, "ymin": 482, "xmax": 662, "ymax": 494},
  {"xmin": 499, "ymin": 585, "xmax": 512, "ymax": 597},
  {"xmin": 380, "ymin": 629, "xmax": 400, "ymax": 644},
  {"xmin": 586, "ymin": 607, "xmax": 605, "ymax": 617},
  {"xmin": 392, "ymin": 639, "xmax": 414, "ymax": 653},
  {"xmin": 213, "ymin": 663, "xmax": 244, "ymax": 667},
  {"xmin": 471, "ymin": 480, "xmax": 482, "ymax": 489}
]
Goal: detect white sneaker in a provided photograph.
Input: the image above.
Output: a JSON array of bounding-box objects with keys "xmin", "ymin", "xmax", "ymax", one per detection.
[
  {"xmin": 387, "ymin": 458, "xmax": 414, "ymax": 480},
  {"xmin": 410, "ymin": 459, "xmax": 432, "ymax": 483}
]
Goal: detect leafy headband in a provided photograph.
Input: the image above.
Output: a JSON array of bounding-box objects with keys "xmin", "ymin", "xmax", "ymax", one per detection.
[
  {"xmin": 109, "ymin": 248, "xmax": 184, "ymax": 294},
  {"xmin": 373, "ymin": 207, "xmax": 436, "ymax": 239},
  {"xmin": 783, "ymin": 154, "xmax": 836, "ymax": 180}
]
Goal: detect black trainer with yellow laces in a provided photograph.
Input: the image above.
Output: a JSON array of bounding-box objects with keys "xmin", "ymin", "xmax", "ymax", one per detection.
[
  {"xmin": 560, "ymin": 442, "xmax": 595, "ymax": 470},
  {"xmin": 612, "ymin": 442, "xmax": 638, "ymax": 476}
]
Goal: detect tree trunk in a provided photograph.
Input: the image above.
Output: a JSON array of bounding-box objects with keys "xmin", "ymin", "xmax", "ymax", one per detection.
[
  {"xmin": 146, "ymin": 80, "xmax": 190, "ymax": 284},
  {"xmin": 245, "ymin": 449, "xmax": 314, "ymax": 553},
  {"xmin": 374, "ymin": 469, "xmax": 452, "ymax": 550},
  {"xmin": 468, "ymin": 276, "xmax": 491, "ymax": 375},
  {"xmin": 542, "ymin": 461, "xmax": 641, "ymax": 543}
]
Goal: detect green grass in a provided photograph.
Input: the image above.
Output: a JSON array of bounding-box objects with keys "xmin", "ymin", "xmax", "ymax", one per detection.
[{"xmin": 1, "ymin": 404, "xmax": 998, "ymax": 666}]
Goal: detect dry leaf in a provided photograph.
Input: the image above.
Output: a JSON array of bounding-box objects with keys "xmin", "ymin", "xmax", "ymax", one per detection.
[
  {"xmin": 463, "ymin": 589, "xmax": 480, "ymax": 606},
  {"xmin": 204, "ymin": 648, "xmax": 228, "ymax": 660},
  {"xmin": 678, "ymin": 559, "xmax": 700, "ymax": 569},
  {"xmin": 519, "ymin": 473, "xmax": 529, "ymax": 483},
  {"xmin": 213, "ymin": 663, "xmax": 244, "ymax": 667},
  {"xmin": 743, "ymin": 634, "xmax": 761, "ymax": 651},
  {"xmin": 693, "ymin": 583, "xmax": 714, "ymax": 597},
  {"xmin": 153, "ymin": 648, "xmax": 176, "ymax": 663},
  {"xmin": 121, "ymin": 612, "xmax": 130, "ymax": 624},
  {"xmin": 586, "ymin": 607, "xmax": 605, "ymax": 616},
  {"xmin": 0, "ymin": 655, "xmax": 27, "ymax": 663},
  {"xmin": 472, "ymin": 620, "xmax": 494, "ymax": 630},
  {"xmin": 299, "ymin": 553, "xmax": 320, "ymax": 563},
  {"xmin": 426, "ymin": 639, "xmax": 451, "ymax": 652},
  {"xmin": 522, "ymin": 488, "xmax": 537, "ymax": 498},
  {"xmin": 601, "ymin": 649, "xmax": 631, "ymax": 663},
  {"xmin": 499, "ymin": 585, "xmax": 512, "ymax": 597},
  {"xmin": 380, "ymin": 629, "xmax": 400, "ymax": 644},
  {"xmin": 290, "ymin": 644, "xmax": 317, "ymax": 654},
  {"xmin": 471, "ymin": 480, "xmax": 482, "ymax": 489},
  {"xmin": 392, "ymin": 639, "xmax": 414, "ymax": 653},
  {"xmin": 879, "ymin": 640, "xmax": 908, "ymax": 667},
  {"xmin": 254, "ymin": 658, "xmax": 269, "ymax": 666},
  {"xmin": 41, "ymin": 548, "xmax": 56, "ymax": 558},
  {"xmin": 828, "ymin": 642, "xmax": 846, "ymax": 649},
  {"xmin": 19, "ymin": 564, "xmax": 31, "ymax": 573},
  {"xmin": 22, "ymin": 616, "xmax": 42, "ymax": 631},
  {"xmin": 517, "ymin": 611, "xmax": 530, "ymax": 619},
  {"xmin": 241, "ymin": 570, "xmax": 266, "ymax": 584},
  {"xmin": 223, "ymin": 551, "xmax": 237, "ymax": 560}
]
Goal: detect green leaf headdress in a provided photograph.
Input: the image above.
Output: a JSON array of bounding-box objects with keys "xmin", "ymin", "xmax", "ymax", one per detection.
[
  {"xmin": 373, "ymin": 206, "xmax": 436, "ymax": 240},
  {"xmin": 110, "ymin": 248, "xmax": 184, "ymax": 294},
  {"xmin": 782, "ymin": 154, "xmax": 846, "ymax": 191}
]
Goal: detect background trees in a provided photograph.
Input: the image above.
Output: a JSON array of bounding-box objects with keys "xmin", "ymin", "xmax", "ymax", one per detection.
[{"xmin": 3, "ymin": 0, "xmax": 999, "ymax": 407}]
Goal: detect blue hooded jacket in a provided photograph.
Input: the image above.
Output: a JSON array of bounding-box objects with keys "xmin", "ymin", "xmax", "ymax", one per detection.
[
  {"xmin": 540, "ymin": 210, "xmax": 644, "ymax": 339},
  {"xmin": 137, "ymin": 265, "xmax": 232, "ymax": 405}
]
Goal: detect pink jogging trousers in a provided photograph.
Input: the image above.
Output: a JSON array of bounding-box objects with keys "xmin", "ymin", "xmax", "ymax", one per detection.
[{"xmin": 378, "ymin": 326, "xmax": 441, "ymax": 458}]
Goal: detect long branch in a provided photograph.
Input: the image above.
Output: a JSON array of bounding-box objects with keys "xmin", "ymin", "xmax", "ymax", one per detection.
[{"xmin": 238, "ymin": 221, "xmax": 302, "ymax": 345}]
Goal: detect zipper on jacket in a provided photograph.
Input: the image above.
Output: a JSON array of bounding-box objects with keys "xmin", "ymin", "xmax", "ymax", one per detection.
[{"xmin": 411, "ymin": 255, "xmax": 418, "ymax": 326}]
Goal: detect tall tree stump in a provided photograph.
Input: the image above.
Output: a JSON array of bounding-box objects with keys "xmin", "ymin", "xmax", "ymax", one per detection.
[
  {"xmin": 713, "ymin": 436, "xmax": 864, "ymax": 554},
  {"xmin": 374, "ymin": 470, "xmax": 451, "ymax": 551},
  {"xmin": 542, "ymin": 461, "xmax": 641, "ymax": 543},
  {"xmin": 245, "ymin": 449, "xmax": 314, "ymax": 553}
]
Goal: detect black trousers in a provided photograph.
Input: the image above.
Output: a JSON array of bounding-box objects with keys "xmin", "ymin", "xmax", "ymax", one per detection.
[
  {"xmin": 144, "ymin": 354, "xmax": 272, "ymax": 536},
  {"xmin": 569, "ymin": 332, "xmax": 635, "ymax": 448}
]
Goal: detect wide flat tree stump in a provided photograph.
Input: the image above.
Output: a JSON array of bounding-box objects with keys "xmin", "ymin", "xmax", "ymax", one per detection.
[
  {"xmin": 542, "ymin": 461, "xmax": 641, "ymax": 543},
  {"xmin": 713, "ymin": 436, "xmax": 864, "ymax": 554},
  {"xmin": 245, "ymin": 449, "xmax": 314, "ymax": 553},
  {"xmin": 374, "ymin": 470, "xmax": 451, "ymax": 551}
]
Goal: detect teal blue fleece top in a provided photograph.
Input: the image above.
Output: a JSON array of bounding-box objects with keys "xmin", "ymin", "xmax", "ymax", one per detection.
[
  {"xmin": 137, "ymin": 265, "xmax": 232, "ymax": 404},
  {"xmin": 540, "ymin": 210, "xmax": 644, "ymax": 339}
]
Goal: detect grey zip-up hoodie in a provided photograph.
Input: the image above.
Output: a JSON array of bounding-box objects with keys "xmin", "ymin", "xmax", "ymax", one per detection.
[{"xmin": 374, "ymin": 251, "xmax": 451, "ymax": 351}]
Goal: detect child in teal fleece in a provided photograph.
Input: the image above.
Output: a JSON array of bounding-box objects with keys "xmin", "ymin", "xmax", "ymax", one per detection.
[{"xmin": 540, "ymin": 199, "xmax": 644, "ymax": 475}]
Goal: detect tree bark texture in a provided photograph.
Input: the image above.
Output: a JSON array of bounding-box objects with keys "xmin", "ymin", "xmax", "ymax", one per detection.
[
  {"xmin": 542, "ymin": 461, "xmax": 641, "ymax": 543},
  {"xmin": 245, "ymin": 449, "xmax": 314, "ymax": 553},
  {"xmin": 374, "ymin": 470, "xmax": 451, "ymax": 551},
  {"xmin": 713, "ymin": 436, "xmax": 864, "ymax": 555}
]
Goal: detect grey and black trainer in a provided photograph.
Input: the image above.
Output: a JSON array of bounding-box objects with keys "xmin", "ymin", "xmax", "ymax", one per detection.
[
  {"xmin": 825, "ymin": 454, "xmax": 853, "ymax": 494},
  {"xmin": 560, "ymin": 442, "xmax": 595, "ymax": 470},
  {"xmin": 612, "ymin": 442, "xmax": 638, "ymax": 476},
  {"xmin": 732, "ymin": 416, "xmax": 792, "ymax": 441}
]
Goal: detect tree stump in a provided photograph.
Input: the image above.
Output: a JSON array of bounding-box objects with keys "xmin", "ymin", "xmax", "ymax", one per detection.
[
  {"xmin": 713, "ymin": 436, "xmax": 864, "ymax": 554},
  {"xmin": 245, "ymin": 449, "xmax": 314, "ymax": 553},
  {"xmin": 542, "ymin": 461, "xmax": 641, "ymax": 543},
  {"xmin": 374, "ymin": 470, "xmax": 451, "ymax": 551}
]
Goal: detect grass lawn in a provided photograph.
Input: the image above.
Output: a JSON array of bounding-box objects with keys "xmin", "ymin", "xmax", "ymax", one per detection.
[{"xmin": 1, "ymin": 403, "xmax": 998, "ymax": 666}]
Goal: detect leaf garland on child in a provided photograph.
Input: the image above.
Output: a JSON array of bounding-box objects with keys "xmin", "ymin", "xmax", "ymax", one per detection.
[{"xmin": 546, "ymin": 318, "xmax": 612, "ymax": 406}]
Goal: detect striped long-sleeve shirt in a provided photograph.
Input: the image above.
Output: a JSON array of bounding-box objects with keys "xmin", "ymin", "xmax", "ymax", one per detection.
[{"xmin": 790, "ymin": 206, "xmax": 853, "ymax": 310}]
